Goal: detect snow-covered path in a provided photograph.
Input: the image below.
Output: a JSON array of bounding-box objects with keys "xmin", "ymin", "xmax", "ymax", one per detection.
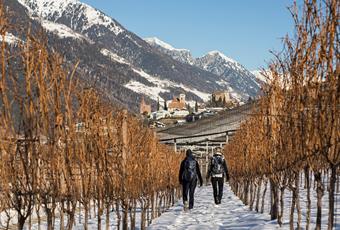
[{"xmin": 148, "ymin": 185, "xmax": 273, "ymax": 230}]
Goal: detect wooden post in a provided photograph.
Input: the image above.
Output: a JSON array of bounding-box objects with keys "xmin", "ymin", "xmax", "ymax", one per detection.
[
  {"xmin": 174, "ymin": 139, "xmax": 177, "ymax": 152},
  {"xmin": 121, "ymin": 110, "xmax": 128, "ymax": 230},
  {"xmin": 205, "ymin": 142, "xmax": 209, "ymax": 177},
  {"xmin": 206, "ymin": 142, "xmax": 209, "ymax": 157}
]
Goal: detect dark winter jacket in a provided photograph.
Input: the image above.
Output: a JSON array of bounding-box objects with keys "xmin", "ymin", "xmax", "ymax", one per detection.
[
  {"xmin": 207, "ymin": 152, "xmax": 229, "ymax": 179},
  {"xmin": 179, "ymin": 152, "xmax": 203, "ymax": 186}
]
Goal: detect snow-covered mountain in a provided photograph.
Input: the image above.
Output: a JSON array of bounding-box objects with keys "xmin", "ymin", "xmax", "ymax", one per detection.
[
  {"xmin": 146, "ymin": 37, "xmax": 261, "ymax": 101},
  {"xmin": 5, "ymin": 0, "xmax": 261, "ymax": 111},
  {"xmin": 145, "ymin": 37, "xmax": 194, "ymax": 65},
  {"xmin": 18, "ymin": 0, "xmax": 124, "ymax": 36},
  {"xmin": 8, "ymin": 0, "xmax": 224, "ymax": 109},
  {"xmin": 195, "ymin": 51, "xmax": 260, "ymax": 101}
]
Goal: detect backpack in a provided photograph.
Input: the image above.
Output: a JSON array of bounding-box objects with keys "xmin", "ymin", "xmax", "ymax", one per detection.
[
  {"xmin": 211, "ymin": 155, "xmax": 224, "ymax": 175},
  {"xmin": 182, "ymin": 158, "xmax": 197, "ymax": 181}
]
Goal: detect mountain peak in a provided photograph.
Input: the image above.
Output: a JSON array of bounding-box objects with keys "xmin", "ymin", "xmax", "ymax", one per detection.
[
  {"xmin": 18, "ymin": 0, "xmax": 124, "ymax": 35},
  {"xmin": 145, "ymin": 37, "xmax": 260, "ymax": 102},
  {"xmin": 144, "ymin": 37, "xmax": 188, "ymax": 51},
  {"xmin": 206, "ymin": 50, "xmax": 237, "ymax": 64},
  {"xmin": 145, "ymin": 37, "xmax": 174, "ymax": 50}
]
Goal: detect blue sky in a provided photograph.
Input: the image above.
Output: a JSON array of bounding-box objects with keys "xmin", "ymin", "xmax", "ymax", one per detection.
[{"xmin": 82, "ymin": 0, "xmax": 297, "ymax": 70}]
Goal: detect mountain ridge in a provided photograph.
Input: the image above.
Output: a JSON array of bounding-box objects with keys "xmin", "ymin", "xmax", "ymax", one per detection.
[
  {"xmin": 145, "ymin": 37, "xmax": 261, "ymax": 101},
  {"xmin": 5, "ymin": 0, "xmax": 262, "ymax": 112}
]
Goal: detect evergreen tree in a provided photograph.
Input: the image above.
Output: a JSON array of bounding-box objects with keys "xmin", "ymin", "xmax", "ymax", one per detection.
[
  {"xmin": 164, "ymin": 100, "xmax": 168, "ymax": 111},
  {"xmin": 212, "ymin": 94, "xmax": 216, "ymax": 103},
  {"xmin": 195, "ymin": 101, "xmax": 198, "ymax": 112}
]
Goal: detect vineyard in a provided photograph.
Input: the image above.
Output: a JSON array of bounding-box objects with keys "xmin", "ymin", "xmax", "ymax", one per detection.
[
  {"xmin": 0, "ymin": 0, "xmax": 339, "ymax": 229},
  {"xmin": 225, "ymin": 0, "xmax": 339, "ymax": 229},
  {"xmin": 0, "ymin": 3, "xmax": 183, "ymax": 230}
]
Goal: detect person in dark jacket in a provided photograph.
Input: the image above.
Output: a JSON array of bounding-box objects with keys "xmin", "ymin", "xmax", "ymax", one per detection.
[
  {"xmin": 206, "ymin": 147, "xmax": 229, "ymax": 205},
  {"xmin": 179, "ymin": 149, "xmax": 203, "ymax": 210}
]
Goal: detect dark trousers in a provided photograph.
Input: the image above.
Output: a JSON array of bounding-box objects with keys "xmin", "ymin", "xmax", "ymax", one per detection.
[
  {"xmin": 211, "ymin": 177, "xmax": 224, "ymax": 204},
  {"xmin": 182, "ymin": 179, "xmax": 197, "ymax": 209}
]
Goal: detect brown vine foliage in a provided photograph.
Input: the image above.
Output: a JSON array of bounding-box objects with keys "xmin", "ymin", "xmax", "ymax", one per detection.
[
  {"xmin": 0, "ymin": 4, "xmax": 182, "ymax": 229},
  {"xmin": 225, "ymin": 0, "xmax": 339, "ymax": 228}
]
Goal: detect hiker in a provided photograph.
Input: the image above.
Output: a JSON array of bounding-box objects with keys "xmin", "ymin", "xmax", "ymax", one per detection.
[
  {"xmin": 206, "ymin": 147, "xmax": 229, "ymax": 205},
  {"xmin": 179, "ymin": 149, "xmax": 203, "ymax": 210}
]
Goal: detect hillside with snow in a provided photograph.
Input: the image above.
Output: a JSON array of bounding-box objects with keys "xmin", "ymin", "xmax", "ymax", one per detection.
[
  {"xmin": 145, "ymin": 37, "xmax": 261, "ymax": 101},
  {"xmin": 4, "ymin": 0, "xmax": 262, "ymax": 112},
  {"xmin": 9, "ymin": 182, "xmax": 338, "ymax": 230},
  {"xmin": 8, "ymin": 0, "xmax": 227, "ymax": 111},
  {"xmin": 18, "ymin": 0, "xmax": 124, "ymax": 36}
]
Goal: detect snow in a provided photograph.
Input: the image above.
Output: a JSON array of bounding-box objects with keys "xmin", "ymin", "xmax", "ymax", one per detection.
[
  {"xmin": 258, "ymin": 177, "xmax": 340, "ymax": 230},
  {"xmin": 41, "ymin": 20, "xmax": 87, "ymax": 40},
  {"xmin": 0, "ymin": 204, "xmax": 142, "ymax": 229},
  {"xmin": 125, "ymin": 80, "xmax": 168, "ymax": 102},
  {"xmin": 82, "ymin": 5, "xmax": 124, "ymax": 35},
  {"xmin": 19, "ymin": 0, "xmax": 79, "ymax": 19},
  {"xmin": 125, "ymin": 68, "xmax": 211, "ymax": 102},
  {"xmin": 172, "ymin": 110, "xmax": 190, "ymax": 118},
  {"xmin": 99, "ymin": 49, "xmax": 208, "ymax": 103},
  {"xmin": 2, "ymin": 177, "xmax": 339, "ymax": 229},
  {"xmin": 206, "ymin": 50, "xmax": 238, "ymax": 65},
  {"xmin": 101, "ymin": 49, "xmax": 130, "ymax": 65},
  {"xmin": 0, "ymin": 33, "xmax": 21, "ymax": 45},
  {"xmin": 148, "ymin": 185, "xmax": 270, "ymax": 229},
  {"xmin": 132, "ymin": 68, "xmax": 171, "ymax": 89},
  {"xmin": 145, "ymin": 37, "xmax": 194, "ymax": 64},
  {"xmin": 144, "ymin": 37, "xmax": 189, "ymax": 52},
  {"xmin": 100, "ymin": 50, "xmax": 207, "ymax": 102},
  {"xmin": 149, "ymin": 180, "xmax": 340, "ymax": 230},
  {"xmin": 18, "ymin": 0, "xmax": 124, "ymax": 35},
  {"xmin": 179, "ymin": 84, "xmax": 211, "ymax": 102}
]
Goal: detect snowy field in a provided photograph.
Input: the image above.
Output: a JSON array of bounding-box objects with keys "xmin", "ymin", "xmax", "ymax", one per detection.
[
  {"xmin": 2, "ymin": 181, "xmax": 339, "ymax": 229},
  {"xmin": 149, "ymin": 183, "xmax": 340, "ymax": 230},
  {"xmin": 148, "ymin": 185, "xmax": 271, "ymax": 230}
]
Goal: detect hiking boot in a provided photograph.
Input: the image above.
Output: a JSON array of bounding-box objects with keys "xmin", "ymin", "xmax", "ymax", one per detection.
[{"xmin": 184, "ymin": 201, "xmax": 189, "ymax": 211}]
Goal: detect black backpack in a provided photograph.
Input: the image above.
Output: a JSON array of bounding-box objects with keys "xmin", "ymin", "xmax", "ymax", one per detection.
[
  {"xmin": 211, "ymin": 155, "xmax": 224, "ymax": 174},
  {"xmin": 182, "ymin": 158, "xmax": 197, "ymax": 181}
]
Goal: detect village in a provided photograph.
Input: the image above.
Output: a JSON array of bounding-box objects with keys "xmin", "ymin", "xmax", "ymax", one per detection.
[{"xmin": 139, "ymin": 90, "xmax": 243, "ymax": 128}]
